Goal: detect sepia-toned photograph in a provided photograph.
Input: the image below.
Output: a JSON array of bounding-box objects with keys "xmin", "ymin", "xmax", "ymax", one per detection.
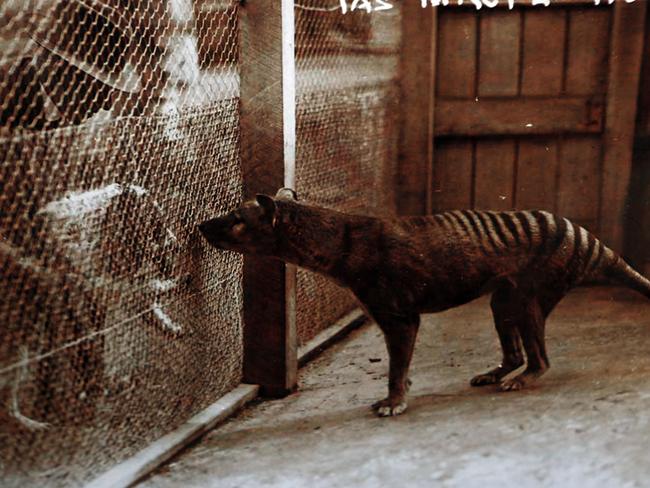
[{"xmin": 1, "ymin": 0, "xmax": 649, "ymax": 486}]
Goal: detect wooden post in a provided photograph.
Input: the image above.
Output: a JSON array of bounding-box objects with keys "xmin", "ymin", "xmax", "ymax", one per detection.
[
  {"xmin": 397, "ymin": 2, "xmax": 436, "ymax": 216},
  {"xmin": 627, "ymin": 5, "xmax": 650, "ymax": 276},
  {"xmin": 600, "ymin": 0, "xmax": 647, "ymax": 253},
  {"xmin": 239, "ymin": 0, "xmax": 297, "ymax": 396}
]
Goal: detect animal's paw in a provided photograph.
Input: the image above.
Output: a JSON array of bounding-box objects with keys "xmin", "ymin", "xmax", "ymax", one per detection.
[
  {"xmin": 499, "ymin": 377, "xmax": 524, "ymax": 392},
  {"xmin": 371, "ymin": 398, "xmax": 408, "ymax": 417},
  {"xmin": 470, "ymin": 373, "xmax": 499, "ymax": 387}
]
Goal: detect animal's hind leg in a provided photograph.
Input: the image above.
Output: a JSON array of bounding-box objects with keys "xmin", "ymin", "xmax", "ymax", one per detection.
[
  {"xmin": 499, "ymin": 291, "xmax": 563, "ymax": 392},
  {"xmin": 470, "ymin": 284, "xmax": 525, "ymax": 386}
]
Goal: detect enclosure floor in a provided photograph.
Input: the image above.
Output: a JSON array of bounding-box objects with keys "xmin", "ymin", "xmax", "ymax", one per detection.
[{"xmin": 141, "ymin": 287, "xmax": 650, "ymax": 488}]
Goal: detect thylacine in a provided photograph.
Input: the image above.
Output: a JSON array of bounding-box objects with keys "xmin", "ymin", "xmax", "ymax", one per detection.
[{"xmin": 198, "ymin": 188, "xmax": 650, "ymax": 417}]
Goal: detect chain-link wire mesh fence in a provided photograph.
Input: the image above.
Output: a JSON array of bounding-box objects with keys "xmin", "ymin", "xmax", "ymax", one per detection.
[
  {"xmin": 1, "ymin": 0, "xmax": 403, "ymax": 484},
  {"xmin": 0, "ymin": 1, "xmax": 242, "ymax": 485},
  {"xmin": 294, "ymin": 1, "xmax": 402, "ymax": 344}
]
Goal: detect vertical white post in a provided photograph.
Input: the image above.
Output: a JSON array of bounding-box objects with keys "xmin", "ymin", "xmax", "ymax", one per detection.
[
  {"xmin": 281, "ymin": 0, "xmax": 297, "ymax": 387},
  {"xmin": 282, "ymin": 0, "xmax": 296, "ymax": 190}
]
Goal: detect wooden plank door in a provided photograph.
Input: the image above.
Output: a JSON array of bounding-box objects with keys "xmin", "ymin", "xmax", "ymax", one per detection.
[{"xmin": 427, "ymin": 1, "xmax": 646, "ymax": 253}]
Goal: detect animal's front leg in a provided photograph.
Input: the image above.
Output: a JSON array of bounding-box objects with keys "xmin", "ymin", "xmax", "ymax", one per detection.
[{"xmin": 371, "ymin": 313, "xmax": 420, "ymax": 417}]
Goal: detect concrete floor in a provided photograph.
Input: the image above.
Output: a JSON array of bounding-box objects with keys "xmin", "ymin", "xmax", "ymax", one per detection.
[{"xmin": 141, "ymin": 287, "xmax": 650, "ymax": 488}]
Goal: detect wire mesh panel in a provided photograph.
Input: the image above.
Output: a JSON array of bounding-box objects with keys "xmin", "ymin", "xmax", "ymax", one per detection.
[
  {"xmin": 294, "ymin": 2, "xmax": 402, "ymax": 344},
  {"xmin": 0, "ymin": 1, "xmax": 242, "ymax": 485}
]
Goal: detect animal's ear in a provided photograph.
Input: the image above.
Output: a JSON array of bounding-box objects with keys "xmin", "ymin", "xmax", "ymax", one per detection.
[
  {"xmin": 276, "ymin": 188, "xmax": 298, "ymax": 201},
  {"xmin": 255, "ymin": 194, "xmax": 277, "ymax": 219}
]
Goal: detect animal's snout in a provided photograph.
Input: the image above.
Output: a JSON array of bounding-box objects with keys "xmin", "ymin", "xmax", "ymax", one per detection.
[
  {"xmin": 198, "ymin": 219, "xmax": 218, "ymax": 237},
  {"xmin": 198, "ymin": 219, "xmax": 228, "ymax": 250},
  {"xmin": 198, "ymin": 218, "xmax": 223, "ymax": 243}
]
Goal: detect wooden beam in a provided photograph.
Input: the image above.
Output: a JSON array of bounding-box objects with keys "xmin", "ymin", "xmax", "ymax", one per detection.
[
  {"xmin": 86, "ymin": 385, "xmax": 259, "ymax": 488},
  {"xmin": 239, "ymin": 0, "xmax": 297, "ymax": 396},
  {"xmin": 397, "ymin": 2, "xmax": 436, "ymax": 216},
  {"xmin": 600, "ymin": 0, "xmax": 647, "ymax": 253},
  {"xmin": 435, "ymin": 97, "xmax": 604, "ymax": 136}
]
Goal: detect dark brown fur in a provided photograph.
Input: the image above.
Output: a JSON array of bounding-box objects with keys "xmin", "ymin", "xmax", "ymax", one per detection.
[{"xmin": 199, "ymin": 189, "xmax": 650, "ymax": 416}]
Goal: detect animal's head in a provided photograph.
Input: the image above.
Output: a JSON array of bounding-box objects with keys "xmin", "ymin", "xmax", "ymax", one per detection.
[{"xmin": 198, "ymin": 188, "xmax": 298, "ymax": 255}]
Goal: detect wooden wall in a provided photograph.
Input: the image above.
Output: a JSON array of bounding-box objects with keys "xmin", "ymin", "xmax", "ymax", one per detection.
[
  {"xmin": 434, "ymin": 4, "xmax": 609, "ymax": 233},
  {"xmin": 400, "ymin": 2, "xmax": 647, "ymax": 256}
]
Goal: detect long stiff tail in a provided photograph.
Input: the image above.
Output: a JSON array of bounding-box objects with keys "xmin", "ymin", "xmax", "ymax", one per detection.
[{"xmin": 603, "ymin": 255, "xmax": 650, "ymax": 299}]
